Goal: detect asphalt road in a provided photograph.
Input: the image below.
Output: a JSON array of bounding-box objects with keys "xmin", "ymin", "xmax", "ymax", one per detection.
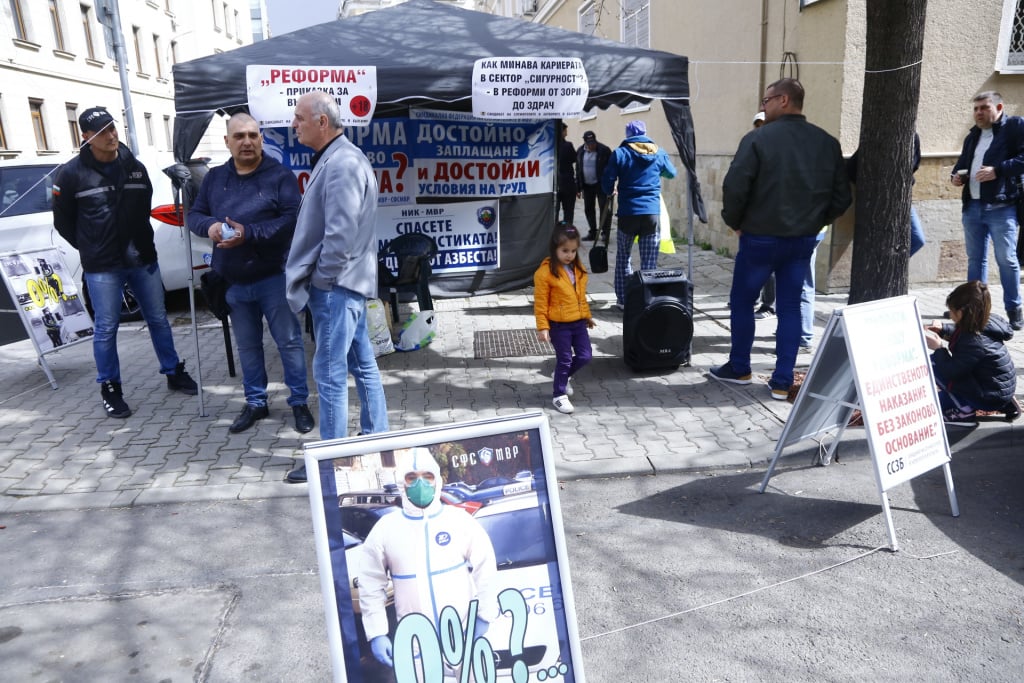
[{"xmin": 1, "ymin": 428, "xmax": 1021, "ymax": 682}]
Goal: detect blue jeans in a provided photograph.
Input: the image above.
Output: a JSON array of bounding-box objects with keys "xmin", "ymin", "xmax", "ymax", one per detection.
[
  {"xmin": 307, "ymin": 285, "xmax": 388, "ymax": 440},
  {"xmin": 614, "ymin": 215, "xmax": 660, "ymax": 306},
  {"xmin": 226, "ymin": 273, "xmax": 309, "ymax": 408},
  {"xmin": 84, "ymin": 264, "xmax": 180, "ymax": 384},
  {"xmin": 962, "ymin": 201, "xmax": 1021, "ymax": 313},
  {"xmin": 909, "ymin": 206, "xmax": 925, "ymax": 257},
  {"xmin": 799, "ymin": 230, "xmax": 828, "ymax": 346},
  {"xmin": 549, "ymin": 320, "xmax": 592, "ymax": 397},
  {"xmin": 729, "ymin": 233, "xmax": 820, "ymax": 389}
]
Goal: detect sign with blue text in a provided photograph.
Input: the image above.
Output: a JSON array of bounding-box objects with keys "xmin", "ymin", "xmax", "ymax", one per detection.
[{"xmin": 304, "ymin": 413, "xmax": 585, "ymax": 683}]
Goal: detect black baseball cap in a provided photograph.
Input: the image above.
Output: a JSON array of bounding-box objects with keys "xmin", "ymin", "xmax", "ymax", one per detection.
[
  {"xmin": 79, "ymin": 107, "xmax": 115, "ymax": 133},
  {"xmin": 583, "ymin": 131, "xmax": 596, "ymax": 142}
]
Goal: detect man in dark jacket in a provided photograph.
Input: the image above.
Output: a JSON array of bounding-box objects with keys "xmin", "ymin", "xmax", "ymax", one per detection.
[
  {"xmin": 575, "ymin": 131, "xmax": 612, "ymax": 241},
  {"xmin": 713, "ymin": 79, "xmax": 851, "ymax": 400},
  {"xmin": 188, "ymin": 113, "xmax": 313, "ymax": 435},
  {"xmin": 52, "ymin": 107, "xmax": 197, "ymax": 419},
  {"xmin": 951, "ymin": 91, "xmax": 1024, "ymax": 330},
  {"xmin": 557, "ymin": 123, "xmax": 578, "ymax": 225}
]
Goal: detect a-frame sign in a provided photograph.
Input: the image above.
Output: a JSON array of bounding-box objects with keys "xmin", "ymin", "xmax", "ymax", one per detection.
[{"xmin": 759, "ymin": 295, "xmax": 959, "ymax": 551}]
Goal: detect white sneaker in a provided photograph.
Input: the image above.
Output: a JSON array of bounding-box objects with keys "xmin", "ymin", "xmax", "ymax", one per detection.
[
  {"xmin": 552, "ymin": 374, "xmax": 573, "ymax": 396},
  {"xmin": 552, "ymin": 395, "xmax": 574, "ymax": 414}
]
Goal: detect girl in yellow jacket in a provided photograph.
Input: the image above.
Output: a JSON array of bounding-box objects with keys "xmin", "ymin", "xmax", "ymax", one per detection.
[{"xmin": 534, "ymin": 225, "xmax": 595, "ymax": 414}]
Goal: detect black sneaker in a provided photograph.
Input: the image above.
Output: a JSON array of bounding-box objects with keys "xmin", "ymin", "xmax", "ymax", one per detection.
[
  {"xmin": 1009, "ymin": 307, "xmax": 1024, "ymax": 331},
  {"xmin": 101, "ymin": 381, "xmax": 132, "ymax": 418},
  {"xmin": 754, "ymin": 306, "xmax": 776, "ymax": 320},
  {"xmin": 1003, "ymin": 398, "xmax": 1021, "ymax": 422},
  {"xmin": 943, "ymin": 407, "xmax": 977, "ymax": 428},
  {"xmin": 166, "ymin": 362, "xmax": 198, "ymax": 395}
]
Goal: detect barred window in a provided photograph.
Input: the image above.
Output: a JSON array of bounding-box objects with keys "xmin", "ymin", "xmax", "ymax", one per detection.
[
  {"xmin": 997, "ymin": 0, "xmax": 1024, "ymax": 72},
  {"xmin": 579, "ymin": 1, "xmax": 597, "ymax": 37},
  {"xmin": 622, "ymin": 0, "xmax": 649, "ymax": 49}
]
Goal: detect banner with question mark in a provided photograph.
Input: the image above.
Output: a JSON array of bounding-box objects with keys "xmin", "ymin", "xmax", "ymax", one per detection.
[{"xmin": 302, "ymin": 413, "xmax": 586, "ymax": 683}]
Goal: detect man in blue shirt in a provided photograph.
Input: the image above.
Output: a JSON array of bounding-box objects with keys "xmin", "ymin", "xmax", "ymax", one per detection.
[{"xmin": 188, "ymin": 113, "xmax": 314, "ymax": 434}]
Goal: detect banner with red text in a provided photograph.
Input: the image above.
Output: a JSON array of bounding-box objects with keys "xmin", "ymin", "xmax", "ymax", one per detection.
[{"xmin": 246, "ymin": 65, "xmax": 377, "ymax": 128}]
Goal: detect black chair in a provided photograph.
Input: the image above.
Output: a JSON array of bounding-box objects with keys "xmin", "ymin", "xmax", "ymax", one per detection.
[{"xmin": 377, "ymin": 233, "xmax": 438, "ymax": 323}]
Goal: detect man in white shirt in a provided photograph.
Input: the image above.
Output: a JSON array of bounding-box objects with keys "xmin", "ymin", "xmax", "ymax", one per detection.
[{"xmin": 951, "ymin": 91, "xmax": 1024, "ymax": 330}]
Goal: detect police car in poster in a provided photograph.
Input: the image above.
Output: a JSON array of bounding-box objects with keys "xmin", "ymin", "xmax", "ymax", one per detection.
[{"xmin": 303, "ymin": 413, "xmax": 585, "ymax": 683}]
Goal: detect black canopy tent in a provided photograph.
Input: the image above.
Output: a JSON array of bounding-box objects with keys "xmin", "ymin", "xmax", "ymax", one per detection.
[{"xmin": 170, "ymin": 0, "xmax": 706, "ymax": 296}]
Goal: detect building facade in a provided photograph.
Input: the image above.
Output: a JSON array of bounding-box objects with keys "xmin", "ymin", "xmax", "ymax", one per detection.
[
  {"xmin": 499, "ymin": 0, "xmax": 1024, "ymax": 291},
  {"xmin": 0, "ymin": 0, "xmax": 257, "ymax": 165}
]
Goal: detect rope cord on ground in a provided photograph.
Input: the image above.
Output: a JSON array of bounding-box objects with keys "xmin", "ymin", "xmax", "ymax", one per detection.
[{"xmin": 580, "ymin": 544, "xmax": 887, "ymax": 641}]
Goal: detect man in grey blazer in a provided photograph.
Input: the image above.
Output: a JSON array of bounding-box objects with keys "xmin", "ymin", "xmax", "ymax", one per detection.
[{"xmin": 284, "ymin": 91, "xmax": 389, "ymax": 483}]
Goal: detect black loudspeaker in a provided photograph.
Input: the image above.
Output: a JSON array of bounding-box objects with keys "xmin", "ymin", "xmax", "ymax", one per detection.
[{"xmin": 623, "ymin": 269, "xmax": 694, "ymax": 371}]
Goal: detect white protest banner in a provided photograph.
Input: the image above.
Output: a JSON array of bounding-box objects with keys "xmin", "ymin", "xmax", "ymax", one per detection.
[
  {"xmin": 472, "ymin": 57, "xmax": 588, "ymax": 119},
  {"xmin": 841, "ymin": 297, "xmax": 949, "ymax": 490},
  {"xmin": 262, "ymin": 111, "xmax": 554, "ymax": 206},
  {"xmin": 376, "ymin": 201, "xmax": 499, "ymax": 275},
  {"xmin": 410, "ymin": 109, "xmax": 554, "ymax": 198},
  {"xmin": 246, "ymin": 65, "xmax": 377, "ymax": 128}
]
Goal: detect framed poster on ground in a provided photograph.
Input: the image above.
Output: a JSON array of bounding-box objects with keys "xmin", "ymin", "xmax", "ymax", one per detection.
[
  {"xmin": 0, "ymin": 247, "xmax": 94, "ymax": 388},
  {"xmin": 304, "ymin": 412, "xmax": 585, "ymax": 683}
]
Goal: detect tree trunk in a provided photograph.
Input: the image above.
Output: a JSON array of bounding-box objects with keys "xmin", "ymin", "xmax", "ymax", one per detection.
[{"xmin": 847, "ymin": 0, "xmax": 928, "ymax": 305}]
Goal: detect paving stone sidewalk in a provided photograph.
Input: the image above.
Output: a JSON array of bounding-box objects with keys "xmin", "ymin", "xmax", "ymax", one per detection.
[{"xmin": 1, "ymin": 240, "xmax": 1021, "ymax": 513}]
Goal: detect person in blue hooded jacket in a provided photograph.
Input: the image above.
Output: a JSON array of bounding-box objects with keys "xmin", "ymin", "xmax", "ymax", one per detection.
[
  {"xmin": 600, "ymin": 120, "xmax": 677, "ymax": 310},
  {"xmin": 188, "ymin": 113, "xmax": 314, "ymax": 435}
]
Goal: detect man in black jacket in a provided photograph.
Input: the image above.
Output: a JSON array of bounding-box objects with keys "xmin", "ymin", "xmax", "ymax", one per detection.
[
  {"xmin": 576, "ymin": 131, "xmax": 612, "ymax": 241},
  {"xmin": 713, "ymin": 79, "xmax": 851, "ymax": 401},
  {"xmin": 951, "ymin": 91, "xmax": 1024, "ymax": 330},
  {"xmin": 53, "ymin": 107, "xmax": 197, "ymax": 419}
]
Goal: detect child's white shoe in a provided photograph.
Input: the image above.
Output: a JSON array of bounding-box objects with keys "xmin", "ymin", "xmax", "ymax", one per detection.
[{"xmin": 552, "ymin": 395, "xmax": 574, "ymax": 414}]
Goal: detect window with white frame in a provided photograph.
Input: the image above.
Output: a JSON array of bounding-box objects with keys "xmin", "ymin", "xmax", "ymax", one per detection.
[
  {"xmin": 66, "ymin": 103, "xmax": 80, "ymax": 147},
  {"xmin": 163, "ymin": 115, "xmax": 172, "ymax": 149},
  {"xmin": 144, "ymin": 113, "xmax": 154, "ymax": 146},
  {"xmin": 153, "ymin": 35, "xmax": 163, "ymax": 78},
  {"xmin": 622, "ymin": 0, "xmax": 649, "ymax": 50},
  {"xmin": 579, "ymin": 1, "xmax": 596, "ymax": 36},
  {"xmin": 30, "ymin": 99, "xmax": 50, "ymax": 151},
  {"xmin": 49, "ymin": 0, "xmax": 66, "ymax": 51},
  {"xmin": 81, "ymin": 4, "xmax": 96, "ymax": 60},
  {"xmin": 997, "ymin": 0, "xmax": 1024, "ymax": 72},
  {"xmin": 133, "ymin": 26, "xmax": 144, "ymax": 72},
  {"xmin": 0, "ymin": 101, "xmax": 8, "ymax": 150},
  {"xmin": 10, "ymin": 0, "xmax": 29, "ymax": 42}
]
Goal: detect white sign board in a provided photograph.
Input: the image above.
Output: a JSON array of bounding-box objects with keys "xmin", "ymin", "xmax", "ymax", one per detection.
[
  {"xmin": 246, "ymin": 65, "xmax": 377, "ymax": 128},
  {"xmin": 842, "ymin": 297, "xmax": 950, "ymax": 490},
  {"xmin": 760, "ymin": 296, "xmax": 958, "ymax": 551},
  {"xmin": 376, "ymin": 201, "xmax": 499, "ymax": 275},
  {"xmin": 472, "ymin": 57, "xmax": 588, "ymax": 119},
  {"xmin": 303, "ymin": 413, "xmax": 586, "ymax": 683},
  {"xmin": 0, "ymin": 247, "xmax": 95, "ymax": 388}
]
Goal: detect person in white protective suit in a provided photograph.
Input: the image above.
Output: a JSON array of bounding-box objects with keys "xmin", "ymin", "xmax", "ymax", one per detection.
[{"xmin": 359, "ymin": 447, "xmax": 498, "ymax": 669}]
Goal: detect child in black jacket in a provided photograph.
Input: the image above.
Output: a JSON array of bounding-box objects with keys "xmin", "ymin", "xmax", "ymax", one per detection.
[{"xmin": 924, "ymin": 281, "xmax": 1020, "ymax": 426}]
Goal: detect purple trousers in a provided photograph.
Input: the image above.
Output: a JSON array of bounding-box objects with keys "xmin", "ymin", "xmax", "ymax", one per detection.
[{"xmin": 550, "ymin": 319, "xmax": 592, "ymax": 397}]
